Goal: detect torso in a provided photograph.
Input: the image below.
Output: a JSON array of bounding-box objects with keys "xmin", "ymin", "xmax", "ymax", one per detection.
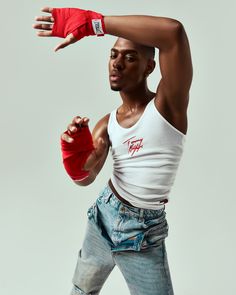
[
  {"xmin": 96, "ymin": 91, "xmax": 188, "ymax": 207},
  {"xmin": 115, "ymin": 94, "xmax": 187, "ymax": 135},
  {"xmin": 107, "ymin": 96, "xmax": 186, "ymax": 209}
]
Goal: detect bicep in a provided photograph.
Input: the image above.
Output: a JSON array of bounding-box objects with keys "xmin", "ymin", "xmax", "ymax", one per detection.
[{"xmin": 158, "ymin": 24, "xmax": 193, "ymax": 112}]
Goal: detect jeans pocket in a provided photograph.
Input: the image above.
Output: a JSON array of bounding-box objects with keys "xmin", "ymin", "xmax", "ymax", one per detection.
[
  {"xmin": 98, "ymin": 185, "xmax": 113, "ymax": 203},
  {"xmin": 141, "ymin": 216, "xmax": 169, "ymax": 249}
]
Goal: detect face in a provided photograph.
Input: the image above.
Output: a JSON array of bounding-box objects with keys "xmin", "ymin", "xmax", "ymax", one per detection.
[{"xmin": 108, "ymin": 38, "xmax": 153, "ymax": 92}]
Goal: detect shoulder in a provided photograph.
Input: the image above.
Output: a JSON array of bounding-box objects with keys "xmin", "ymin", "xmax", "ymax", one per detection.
[
  {"xmin": 92, "ymin": 113, "xmax": 111, "ymax": 141},
  {"xmin": 94, "ymin": 113, "xmax": 111, "ymax": 130}
]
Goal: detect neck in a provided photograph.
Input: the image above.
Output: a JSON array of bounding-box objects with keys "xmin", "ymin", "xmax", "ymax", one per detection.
[{"xmin": 119, "ymin": 83, "xmax": 155, "ymax": 109}]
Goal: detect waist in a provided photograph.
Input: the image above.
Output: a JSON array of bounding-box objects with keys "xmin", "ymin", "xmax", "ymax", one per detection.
[{"xmin": 108, "ymin": 179, "xmax": 168, "ymax": 209}]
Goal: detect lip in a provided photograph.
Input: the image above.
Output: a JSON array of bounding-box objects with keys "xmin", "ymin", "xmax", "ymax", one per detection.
[
  {"xmin": 109, "ymin": 72, "xmax": 122, "ymax": 82},
  {"xmin": 110, "ymin": 75, "xmax": 122, "ymax": 82}
]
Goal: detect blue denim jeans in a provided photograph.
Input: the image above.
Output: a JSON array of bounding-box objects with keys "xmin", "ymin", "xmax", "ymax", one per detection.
[{"xmin": 70, "ymin": 184, "xmax": 174, "ymax": 295}]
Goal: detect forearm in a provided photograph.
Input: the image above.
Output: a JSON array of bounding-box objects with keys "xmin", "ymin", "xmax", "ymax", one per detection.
[
  {"xmin": 104, "ymin": 15, "xmax": 183, "ymax": 50},
  {"xmin": 74, "ymin": 140, "xmax": 109, "ymax": 187},
  {"xmin": 34, "ymin": 8, "xmax": 185, "ymax": 52},
  {"xmin": 74, "ymin": 153, "xmax": 108, "ymax": 186},
  {"xmin": 74, "ymin": 170, "xmax": 97, "ymax": 186}
]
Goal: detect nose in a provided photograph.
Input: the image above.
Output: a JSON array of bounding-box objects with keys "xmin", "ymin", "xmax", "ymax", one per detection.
[{"xmin": 113, "ymin": 56, "xmax": 124, "ymax": 71}]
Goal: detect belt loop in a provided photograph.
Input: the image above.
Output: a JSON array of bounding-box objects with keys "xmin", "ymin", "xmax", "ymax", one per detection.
[
  {"xmin": 105, "ymin": 192, "xmax": 113, "ymax": 203},
  {"xmin": 140, "ymin": 209, "xmax": 144, "ymax": 219},
  {"xmin": 104, "ymin": 184, "xmax": 113, "ymax": 203}
]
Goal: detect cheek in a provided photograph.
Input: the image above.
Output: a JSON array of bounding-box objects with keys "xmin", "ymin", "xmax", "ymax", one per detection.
[
  {"xmin": 128, "ymin": 64, "xmax": 146, "ymax": 81},
  {"xmin": 108, "ymin": 60, "xmax": 112, "ymax": 71},
  {"xmin": 108, "ymin": 59, "xmax": 116, "ymax": 72}
]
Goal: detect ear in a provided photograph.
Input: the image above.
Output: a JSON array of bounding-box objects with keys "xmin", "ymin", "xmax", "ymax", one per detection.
[{"xmin": 145, "ymin": 59, "xmax": 156, "ymax": 77}]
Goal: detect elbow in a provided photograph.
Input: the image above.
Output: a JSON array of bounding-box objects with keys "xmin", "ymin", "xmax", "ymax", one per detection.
[
  {"xmin": 156, "ymin": 18, "xmax": 185, "ymax": 50},
  {"xmin": 74, "ymin": 180, "xmax": 90, "ymax": 186},
  {"xmin": 169, "ymin": 19, "xmax": 185, "ymax": 41},
  {"xmin": 166, "ymin": 17, "xmax": 183, "ymax": 31},
  {"xmin": 171, "ymin": 19, "xmax": 184, "ymax": 30},
  {"xmin": 166, "ymin": 20, "xmax": 188, "ymax": 49},
  {"xmin": 74, "ymin": 178, "xmax": 94, "ymax": 187},
  {"xmin": 73, "ymin": 172, "xmax": 96, "ymax": 186},
  {"xmin": 174, "ymin": 21, "xmax": 191, "ymax": 48},
  {"xmin": 174, "ymin": 21, "xmax": 186, "ymax": 39}
]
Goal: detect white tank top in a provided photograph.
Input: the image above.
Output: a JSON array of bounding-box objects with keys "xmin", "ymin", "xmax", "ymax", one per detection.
[{"xmin": 107, "ymin": 98, "xmax": 186, "ymax": 209}]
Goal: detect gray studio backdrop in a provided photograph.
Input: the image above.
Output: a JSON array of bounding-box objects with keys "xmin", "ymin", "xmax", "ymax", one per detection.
[{"xmin": 0, "ymin": 1, "xmax": 235, "ymax": 294}]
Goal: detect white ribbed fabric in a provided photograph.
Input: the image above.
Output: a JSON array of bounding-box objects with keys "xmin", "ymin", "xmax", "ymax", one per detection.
[{"xmin": 107, "ymin": 98, "xmax": 186, "ymax": 209}]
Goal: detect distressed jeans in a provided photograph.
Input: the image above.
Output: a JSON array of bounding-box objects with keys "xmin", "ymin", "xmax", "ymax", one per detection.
[{"xmin": 70, "ymin": 184, "xmax": 174, "ymax": 295}]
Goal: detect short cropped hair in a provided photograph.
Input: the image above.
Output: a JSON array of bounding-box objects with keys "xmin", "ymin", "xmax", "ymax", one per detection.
[{"xmin": 139, "ymin": 44, "xmax": 155, "ymax": 59}]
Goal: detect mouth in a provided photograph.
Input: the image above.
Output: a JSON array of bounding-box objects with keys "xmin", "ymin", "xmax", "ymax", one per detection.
[{"xmin": 109, "ymin": 72, "xmax": 122, "ymax": 82}]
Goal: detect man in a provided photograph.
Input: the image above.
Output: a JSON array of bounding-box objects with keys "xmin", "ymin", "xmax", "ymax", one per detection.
[{"xmin": 34, "ymin": 6, "xmax": 192, "ymax": 295}]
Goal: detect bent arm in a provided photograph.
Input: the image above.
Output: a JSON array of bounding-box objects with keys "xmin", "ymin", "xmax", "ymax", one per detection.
[
  {"xmin": 105, "ymin": 15, "xmax": 193, "ymax": 112},
  {"xmin": 74, "ymin": 114, "xmax": 110, "ymax": 186},
  {"xmin": 34, "ymin": 9, "xmax": 193, "ymax": 106}
]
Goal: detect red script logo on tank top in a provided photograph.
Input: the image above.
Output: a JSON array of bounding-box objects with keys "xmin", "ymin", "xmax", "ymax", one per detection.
[{"xmin": 123, "ymin": 136, "xmax": 143, "ymax": 156}]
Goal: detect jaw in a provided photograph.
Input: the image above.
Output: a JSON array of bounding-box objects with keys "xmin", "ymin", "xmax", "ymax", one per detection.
[
  {"xmin": 110, "ymin": 80, "xmax": 123, "ymax": 91},
  {"xmin": 110, "ymin": 85, "xmax": 122, "ymax": 91},
  {"xmin": 109, "ymin": 77, "xmax": 124, "ymax": 91}
]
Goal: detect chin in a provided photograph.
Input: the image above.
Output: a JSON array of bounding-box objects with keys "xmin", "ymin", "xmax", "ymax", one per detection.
[{"xmin": 110, "ymin": 85, "xmax": 122, "ymax": 91}]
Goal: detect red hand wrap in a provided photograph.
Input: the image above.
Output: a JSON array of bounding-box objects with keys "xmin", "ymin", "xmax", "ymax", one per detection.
[
  {"xmin": 52, "ymin": 8, "xmax": 106, "ymax": 40},
  {"xmin": 61, "ymin": 126, "xmax": 94, "ymax": 181}
]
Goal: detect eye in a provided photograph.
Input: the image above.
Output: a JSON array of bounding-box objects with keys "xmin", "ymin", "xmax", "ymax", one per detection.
[
  {"xmin": 125, "ymin": 55, "xmax": 136, "ymax": 62},
  {"xmin": 110, "ymin": 52, "xmax": 117, "ymax": 59}
]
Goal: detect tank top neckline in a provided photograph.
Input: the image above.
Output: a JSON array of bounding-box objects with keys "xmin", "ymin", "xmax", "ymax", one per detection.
[{"xmin": 114, "ymin": 98, "xmax": 154, "ymax": 131}]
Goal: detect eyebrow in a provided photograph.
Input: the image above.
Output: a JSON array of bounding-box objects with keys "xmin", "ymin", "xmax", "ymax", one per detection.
[{"xmin": 110, "ymin": 48, "xmax": 139, "ymax": 55}]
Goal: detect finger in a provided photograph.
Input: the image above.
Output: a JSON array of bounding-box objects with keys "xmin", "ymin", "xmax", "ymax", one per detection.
[
  {"xmin": 61, "ymin": 133, "xmax": 74, "ymax": 143},
  {"xmin": 54, "ymin": 33, "xmax": 77, "ymax": 52},
  {"xmin": 72, "ymin": 116, "xmax": 82, "ymax": 125},
  {"xmin": 67, "ymin": 124, "xmax": 77, "ymax": 133},
  {"xmin": 76, "ymin": 117, "xmax": 90, "ymax": 127},
  {"xmin": 81, "ymin": 117, "xmax": 90, "ymax": 126},
  {"xmin": 32, "ymin": 23, "xmax": 53, "ymax": 30},
  {"xmin": 41, "ymin": 6, "xmax": 53, "ymax": 13},
  {"xmin": 72, "ymin": 117, "xmax": 90, "ymax": 128},
  {"xmin": 37, "ymin": 30, "xmax": 52, "ymax": 37},
  {"xmin": 54, "ymin": 40, "xmax": 71, "ymax": 52},
  {"xmin": 35, "ymin": 15, "xmax": 54, "ymax": 23}
]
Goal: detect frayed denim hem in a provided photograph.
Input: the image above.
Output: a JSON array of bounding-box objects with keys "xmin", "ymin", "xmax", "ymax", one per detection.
[{"xmin": 70, "ymin": 285, "xmax": 91, "ymax": 295}]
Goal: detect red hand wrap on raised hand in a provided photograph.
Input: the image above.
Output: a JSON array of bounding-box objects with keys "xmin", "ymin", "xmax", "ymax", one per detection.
[
  {"xmin": 61, "ymin": 126, "xmax": 94, "ymax": 181},
  {"xmin": 52, "ymin": 8, "xmax": 106, "ymax": 40}
]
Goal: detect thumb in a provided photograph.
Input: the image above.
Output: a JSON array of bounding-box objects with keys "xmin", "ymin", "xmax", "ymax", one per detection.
[{"xmin": 54, "ymin": 33, "xmax": 77, "ymax": 52}]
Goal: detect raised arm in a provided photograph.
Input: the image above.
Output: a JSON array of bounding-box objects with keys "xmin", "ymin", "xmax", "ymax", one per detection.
[
  {"xmin": 34, "ymin": 7, "xmax": 193, "ymax": 131},
  {"xmin": 104, "ymin": 16, "xmax": 193, "ymax": 120}
]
